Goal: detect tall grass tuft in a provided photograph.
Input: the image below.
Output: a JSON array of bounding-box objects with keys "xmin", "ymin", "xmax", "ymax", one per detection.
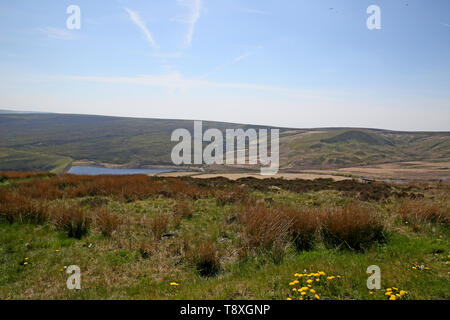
[
  {"xmin": 320, "ymin": 203, "xmax": 385, "ymax": 251},
  {"xmin": 173, "ymin": 199, "xmax": 193, "ymax": 219},
  {"xmin": 95, "ymin": 207, "xmax": 122, "ymax": 237},
  {"xmin": 283, "ymin": 206, "xmax": 319, "ymax": 251},
  {"xmin": 50, "ymin": 203, "xmax": 91, "ymax": 239},
  {"xmin": 185, "ymin": 238, "xmax": 221, "ymax": 277},
  {"xmin": 399, "ymin": 199, "xmax": 449, "ymax": 227},
  {"xmin": 238, "ymin": 203, "xmax": 292, "ymax": 262},
  {"xmin": 150, "ymin": 212, "xmax": 170, "ymax": 240}
]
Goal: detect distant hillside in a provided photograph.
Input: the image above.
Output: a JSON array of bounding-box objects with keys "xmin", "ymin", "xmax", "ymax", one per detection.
[{"xmin": 0, "ymin": 112, "xmax": 449, "ymax": 172}]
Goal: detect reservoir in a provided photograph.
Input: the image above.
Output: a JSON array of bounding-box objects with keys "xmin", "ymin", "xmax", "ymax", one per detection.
[{"xmin": 68, "ymin": 166, "xmax": 173, "ymax": 175}]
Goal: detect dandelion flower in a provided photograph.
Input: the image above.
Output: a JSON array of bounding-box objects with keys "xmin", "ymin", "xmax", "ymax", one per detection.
[
  {"xmin": 287, "ymin": 298, "xmax": 292, "ymax": 300},
  {"xmin": 314, "ymin": 294, "xmax": 320, "ymax": 300},
  {"xmin": 389, "ymin": 295, "xmax": 396, "ymax": 300},
  {"xmin": 23, "ymin": 262, "xmax": 28, "ymax": 265},
  {"xmin": 310, "ymin": 289, "xmax": 316, "ymax": 294},
  {"xmin": 170, "ymin": 282, "xmax": 179, "ymax": 286},
  {"xmin": 307, "ymin": 279, "xmax": 313, "ymax": 284},
  {"xmin": 369, "ymin": 291, "xmax": 374, "ymax": 295}
]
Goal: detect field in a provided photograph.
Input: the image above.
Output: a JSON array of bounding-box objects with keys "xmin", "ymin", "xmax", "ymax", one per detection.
[{"xmin": 0, "ymin": 173, "xmax": 449, "ymax": 300}]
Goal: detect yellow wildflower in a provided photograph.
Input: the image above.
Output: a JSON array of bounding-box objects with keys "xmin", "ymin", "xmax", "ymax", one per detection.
[
  {"xmin": 310, "ymin": 289, "xmax": 316, "ymax": 294},
  {"xmin": 169, "ymin": 282, "xmax": 179, "ymax": 286},
  {"xmin": 389, "ymin": 295, "xmax": 396, "ymax": 300},
  {"xmin": 287, "ymin": 298, "xmax": 292, "ymax": 300},
  {"xmin": 314, "ymin": 294, "xmax": 320, "ymax": 300},
  {"xmin": 307, "ymin": 279, "xmax": 313, "ymax": 284}
]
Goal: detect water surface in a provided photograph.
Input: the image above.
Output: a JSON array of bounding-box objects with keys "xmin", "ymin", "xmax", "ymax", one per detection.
[{"xmin": 68, "ymin": 166, "xmax": 172, "ymax": 175}]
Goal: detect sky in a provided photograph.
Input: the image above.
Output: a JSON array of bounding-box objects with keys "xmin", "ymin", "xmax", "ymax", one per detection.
[{"xmin": 0, "ymin": 0, "xmax": 449, "ymax": 131}]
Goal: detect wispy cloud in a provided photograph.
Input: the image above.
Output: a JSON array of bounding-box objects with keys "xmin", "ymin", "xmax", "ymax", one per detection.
[
  {"xmin": 125, "ymin": 7, "xmax": 159, "ymax": 49},
  {"xmin": 64, "ymin": 71, "xmax": 323, "ymax": 100},
  {"xmin": 233, "ymin": 52, "xmax": 254, "ymax": 63},
  {"xmin": 240, "ymin": 8, "xmax": 271, "ymax": 16},
  {"xmin": 176, "ymin": 0, "xmax": 202, "ymax": 47},
  {"xmin": 441, "ymin": 22, "xmax": 450, "ymax": 28},
  {"xmin": 200, "ymin": 49, "xmax": 260, "ymax": 79},
  {"xmin": 39, "ymin": 27, "xmax": 79, "ymax": 40}
]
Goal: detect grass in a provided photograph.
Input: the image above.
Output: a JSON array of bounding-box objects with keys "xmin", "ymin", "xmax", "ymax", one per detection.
[{"xmin": 0, "ymin": 173, "xmax": 449, "ymax": 300}]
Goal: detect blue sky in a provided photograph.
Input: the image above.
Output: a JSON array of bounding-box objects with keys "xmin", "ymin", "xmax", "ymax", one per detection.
[{"xmin": 0, "ymin": 0, "xmax": 449, "ymax": 130}]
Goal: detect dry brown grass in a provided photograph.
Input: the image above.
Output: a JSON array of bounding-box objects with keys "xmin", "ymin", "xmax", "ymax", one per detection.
[
  {"xmin": 0, "ymin": 189, "xmax": 48, "ymax": 224},
  {"xmin": 0, "ymin": 171, "xmax": 53, "ymax": 180},
  {"xmin": 150, "ymin": 212, "xmax": 170, "ymax": 240},
  {"xmin": 320, "ymin": 203, "xmax": 385, "ymax": 251},
  {"xmin": 49, "ymin": 202, "xmax": 91, "ymax": 239},
  {"xmin": 216, "ymin": 189, "xmax": 248, "ymax": 206},
  {"xmin": 283, "ymin": 206, "xmax": 320, "ymax": 251},
  {"xmin": 95, "ymin": 207, "xmax": 122, "ymax": 237},
  {"xmin": 238, "ymin": 203, "xmax": 292, "ymax": 255},
  {"xmin": 173, "ymin": 199, "xmax": 193, "ymax": 219},
  {"xmin": 184, "ymin": 238, "xmax": 221, "ymax": 277},
  {"xmin": 10, "ymin": 174, "xmax": 213, "ymax": 202},
  {"xmin": 399, "ymin": 199, "xmax": 449, "ymax": 227}
]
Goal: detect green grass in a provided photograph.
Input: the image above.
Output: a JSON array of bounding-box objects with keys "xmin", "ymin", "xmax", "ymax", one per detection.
[{"xmin": 1, "ymin": 185, "xmax": 448, "ymax": 300}]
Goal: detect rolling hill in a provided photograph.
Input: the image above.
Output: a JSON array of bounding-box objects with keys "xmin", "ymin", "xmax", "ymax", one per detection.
[{"xmin": 0, "ymin": 111, "xmax": 449, "ymax": 172}]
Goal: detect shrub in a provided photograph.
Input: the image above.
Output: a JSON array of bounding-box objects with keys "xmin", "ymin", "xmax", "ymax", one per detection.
[
  {"xmin": 95, "ymin": 207, "xmax": 121, "ymax": 237},
  {"xmin": 399, "ymin": 199, "xmax": 449, "ymax": 227},
  {"xmin": 139, "ymin": 239, "xmax": 157, "ymax": 259},
  {"xmin": 187, "ymin": 239, "xmax": 221, "ymax": 277},
  {"xmin": 238, "ymin": 203, "xmax": 292, "ymax": 259},
  {"xmin": 320, "ymin": 204, "xmax": 385, "ymax": 251},
  {"xmin": 283, "ymin": 207, "xmax": 319, "ymax": 251},
  {"xmin": 173, "ymin": 199, "xmax": 193, "ymax": 218},
  {"xmin": 216, "ymin": 189, "xmax": 248, "ymax": 206},
  {"xmin": 50, "ymin": 203, "xmax": 91, "ymax": 239},
  {"xmin": 150, "ymin": 212, "xmax": 170, "ymax": 240}
]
